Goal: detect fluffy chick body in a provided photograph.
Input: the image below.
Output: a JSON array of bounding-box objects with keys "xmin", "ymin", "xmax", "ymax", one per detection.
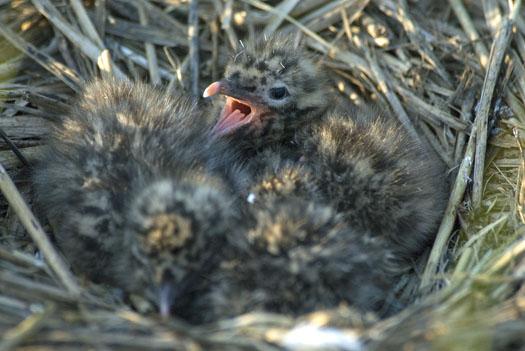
[
  {"xmin": 301, "ymin": 108, "xmax": 447, "ymax": 263},
  {"xmin": 33, "ymin": 79, "xmax": 244, "ymax": 316},
  {"xmin": 192, "ymin": 179, "xmax": 399, "ymax": 323},
  {"xmin": 205, "ymin": 35, "xmax": 447, "ymax": 264},
  {"xmin": 173, "ymin": 158, "xmax": 400, "ymax": 324}
]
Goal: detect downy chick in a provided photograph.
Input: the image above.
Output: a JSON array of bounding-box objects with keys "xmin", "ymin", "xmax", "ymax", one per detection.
[
  {"xmin": 178, "ymin": 157, "xmax": 401, "ymax": 323},
  {"xmin": 301, "ymin": 110, "xmax": 447, "ymax": 263},
  {"xmin": 203, "ymin": 35, "xmax": 331, "ymax": 158},
  {"xmin": 33, "ymin": 79, "xmax": 244, "ymax": 318},
  {"xmin": 203, "ymin": 34, "xmax": 447, "ymax": 264},
  {"xmin": 192, "ymin": 175, "xmax": 400, "ymax": 322}
]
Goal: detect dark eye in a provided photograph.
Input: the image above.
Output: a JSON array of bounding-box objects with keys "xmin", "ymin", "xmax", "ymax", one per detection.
[{"xmin": 269, "ymin": 87, "xmax": 289, "ymax": 100}]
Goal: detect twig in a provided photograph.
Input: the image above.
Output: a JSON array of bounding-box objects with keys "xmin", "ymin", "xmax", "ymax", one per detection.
[
  {"xmin": 0, "ymin": 270, "xmax": 78, "ymax": 304},
  {"xmin": 396, "ymin": 0, "xmax": 452, "ymax": 86},
  {"xmin": 221, "ymin": 0, "xmax": 239, "ymax": 50},
  {"xmin": 243, "ymin": 0, "xmax": 371, "ymax": 75},
  {"xmin": 472, "ymin": 15, "xmax": 517, "ymax": 208},
  {"xmin": 97, "ymin": 49, "xmax": 115, "ymax": 80},
  {"xmin": 163, "ymin": 47, "xmax": 184, "ymax": 89},
  {"xmin": 341, "ymin": 7, "xmax": 353, "ymax": 42},
  {"xmin": 133, "ymin": 0, "xmax": 187, "ymax": 33},
  {"xmin": 486, "ymin": 236, "xmax": 525, "ymax": 274},
  {"xmin": 457, "ymin": 214, "xmax": 509, "ymax": 255},
  {"xmin": 31, "ymin": 0, "xmax": 127, "ymax": 80},
  {"xmin": 451, "ymin": 246, "xmax": 474, "ymax": 279},
  {"xmin": 108, "ymin": 40, "xmax": 173, "ymax": 80},
  {"xmin": 395, "ymin": 86, "xmax": 468, "ymax": 131},
  {"xmin": 188, "ymin": 0, "xmax": 200, "ymax": 96},
  {"xmin": 70, "ymin": 0, "xmax": 114, "ymax": 79},
  {"xmin": 69, "ymin": 0, "xmax": 105, "ymax": 49},
  {"xmin": 510, "ymin": 49, "xmax": 525, "ymax": 103},
  {"xmin": 454, "ymin": 90, "xmax": 476, "ymax": 164},
  {"xmin": 365, "ymin": 48, "xmax": 420, "ymax": 142},
  {"xmin": 482, "ymin": 0, "xmax": 503, "ymax": 36},
  {"xmin": 0, "ymin": 246, "xmax": 46, "ymax": 270},
  {"xmin": 0, "ymin": 20, "xmax": 80, "ymax": 91},
  {"xmin": 263, "ymin": 0, "xmax": 301, "ymax": 36},
  {"xmin": 420, "ymin": 124, "xmax": 477, "ymax": 291},
  {"xmin": 94, "ymin": 0, "xmax": 107, "ymax": 39},
  {"xmin": 104, "ymin": 15, "xmax": 196, "ymax": 48},
  {"xmin": 137, "ymin": 3, "xmax": 161, "ymax": 85},
  {"xmin": 449, "ymin": 0, "xmax": 490, "ymax": 67},
  {"xmin": 0, "ymin": 162, "xmax": 81, "ymax": 296},
  {"xmin": 0, "ymin": 303, "xmax": 55, "ymax": 351},
  {"xmin": 0, "ymin": 128, "xmax": 29, "ymax": 168},
  {"xmin": 30, "ymin": 331, "xmax": 193, "ymax": 350},
  {"xmin": 283, "ymin": 0, "xmax": 365, "ymax": 34}
]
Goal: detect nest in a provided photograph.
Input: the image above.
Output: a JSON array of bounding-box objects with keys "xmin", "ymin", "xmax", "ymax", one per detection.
[{"xmin": 0, "ymin": 0, "xmax": 524, "ymax": 349}]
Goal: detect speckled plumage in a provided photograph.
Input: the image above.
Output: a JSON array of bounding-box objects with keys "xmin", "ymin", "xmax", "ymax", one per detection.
[
  {"xmin": 205, "ymin": 35, "xmax": 447, "ymax": 266},
  {"xmin": 244, "ymin": 148, "xmax": 320, "ymax": 202},
  {"xmin": 170, "ymin": 156, "xmax": 400, "ymax": 324},
  {"xmin": 191, "ymin": 190, "xmax": 400, "ymax": 323},
  {"xmin": 33, "ymin": 79, "xmax": 245, "ymax": 316},
  {"xmin": 206, "ymin": 35, "xmax": 333, "ymax": 156},
  {"xmin": 301, "ymin": 109, "xmax": 447, "ymax": 263}
]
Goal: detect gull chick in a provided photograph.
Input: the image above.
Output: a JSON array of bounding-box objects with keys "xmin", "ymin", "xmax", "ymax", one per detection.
[
  {"xmin": 193, "ymin": 188, "xmax": 399, "ymax": 322},
  {"xmin": 204, "ymin": 35, "xmax": 447, "ymax": 265},
  {"xmin": 33, "ymin": 79, "xmax": 244, "ymax": 318}
]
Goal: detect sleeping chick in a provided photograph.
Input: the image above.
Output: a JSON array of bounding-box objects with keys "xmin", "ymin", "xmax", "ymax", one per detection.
[
  {"xmin": 190, "ymin": 189, "xmax": 400, "ymax": 323},
  {"xmin": 172, "ymin": 158, "xmax": 401, "ymax": 324},
  {"xmin": 32, "ymin": 79, "xmax": 245, "ymax": 318}
]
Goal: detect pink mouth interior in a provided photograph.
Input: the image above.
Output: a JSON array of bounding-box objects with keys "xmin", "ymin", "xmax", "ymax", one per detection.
[{"xmin": 212, "ymin": 97, "xmax": 255, "ymax": 136}]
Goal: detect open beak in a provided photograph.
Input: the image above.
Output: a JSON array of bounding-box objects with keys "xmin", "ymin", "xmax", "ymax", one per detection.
[{"xmin": 203, "ymin": 80, "xmax": 259, "ymax": 136}]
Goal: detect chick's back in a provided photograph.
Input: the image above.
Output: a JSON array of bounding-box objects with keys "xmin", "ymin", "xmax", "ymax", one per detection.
[{"xmin": 32, "ymin": 79, "xmax": 239, "ymax": 285}]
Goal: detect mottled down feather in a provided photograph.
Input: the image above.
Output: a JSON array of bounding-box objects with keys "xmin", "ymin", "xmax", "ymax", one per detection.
[{"xmin": 33, "ymin": 79, "xmax": 244, "ymax": 313}]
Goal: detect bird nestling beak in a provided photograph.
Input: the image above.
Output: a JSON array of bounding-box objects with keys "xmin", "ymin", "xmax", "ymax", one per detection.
[
  {"xmin": 159, "ymin": 270, "xmax": 175, "ymax": 318},
  {"xmin": 203, "ymin": 81, "xmax": 264, "ymax": 136}
]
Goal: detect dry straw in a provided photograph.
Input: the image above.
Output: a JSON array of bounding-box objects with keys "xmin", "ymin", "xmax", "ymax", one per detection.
[{"xmin": 1, "ymin": 0, "xmax": 525, "ymax": 349}]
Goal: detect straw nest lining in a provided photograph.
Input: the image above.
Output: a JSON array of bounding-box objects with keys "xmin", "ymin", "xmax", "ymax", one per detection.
[{"xmin": 0, "ymin": 0, "xmax": 524, "ymax": 349}]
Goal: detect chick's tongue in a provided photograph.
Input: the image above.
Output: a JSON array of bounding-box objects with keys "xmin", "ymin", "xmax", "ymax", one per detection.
[{"xmin": 212, "ymin": 109, "xmax": 247, "ymax": 136}]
